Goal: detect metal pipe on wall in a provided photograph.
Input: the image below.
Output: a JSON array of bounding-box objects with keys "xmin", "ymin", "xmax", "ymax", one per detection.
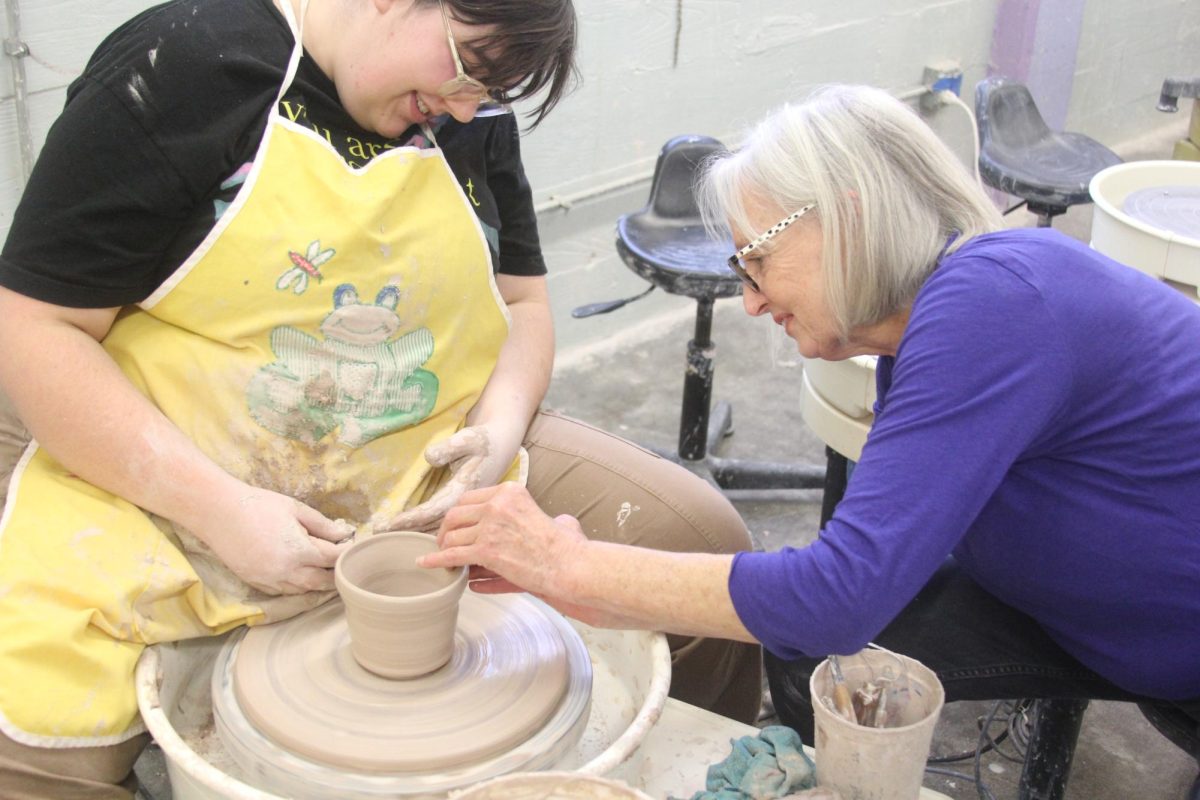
[{"xmin": 3, "ymin": 0, "xmax": 33, "ymax": 184}]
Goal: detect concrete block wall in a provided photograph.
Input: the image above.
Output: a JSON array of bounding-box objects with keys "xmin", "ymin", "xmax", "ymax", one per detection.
[
  {"xmin": 1, "ymin": 0, "xmax": 1197, "ymax": 355},
  {"xmin": 526, "ymin": 0, "xmax": 1199, "ymax": 354},
  {"xmin": 0, "ymin": 0, "xmax": 155, "ymax": 229},
  {"xmin": 1069, "ymin": 0, "xmax": 1199, "ymax": 147},
  {"xmin": 521, "ymin": 0, "xmax": 1000, "ymax": 207}
]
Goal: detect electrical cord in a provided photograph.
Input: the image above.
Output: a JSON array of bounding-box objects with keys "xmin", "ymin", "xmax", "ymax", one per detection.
[
  {"xmin": 924, "ymin": 765, "xmax": 999, "ymax": 800},
  {"xmin": 923, "ymin": 698, "xmax": 1036, "ymax": 800},
  {"xmin": 972, "ymin": 700, "xmax": 1010, "ymax": 800},
  {"xmin": 936, "ymin": 89, "xmax": 983, "ymax": 188},
  {"xmin": 26, "ymin": 49, "xmax": 80, "ymax": 78},
  {"xmin": 927, "ymin": 698, "xmax": 1033, "ymax": 764}
]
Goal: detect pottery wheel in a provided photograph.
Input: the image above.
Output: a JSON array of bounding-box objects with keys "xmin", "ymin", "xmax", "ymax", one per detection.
[
  {"xmin": 1123, "ymin": 185, "xmax": 1200, "ymax": 240},
  {"xmin": 226, "ymin": 592, "xmax": 592, "ymax": 777}
]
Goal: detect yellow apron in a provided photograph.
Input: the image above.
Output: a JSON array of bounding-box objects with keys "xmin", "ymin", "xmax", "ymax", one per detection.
[{"xmin": 0, "ymin": 0, "xmax": 511, "ymax": 746}]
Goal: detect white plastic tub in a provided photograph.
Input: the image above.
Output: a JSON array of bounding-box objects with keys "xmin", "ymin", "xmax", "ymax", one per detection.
[
  {"xmin": 449, "ymin": 771, "xmax": 655, "ymax": 799},
  {"xmin": 1089, "ymin": 160, "xmax": 1200, "ymax": 292},
  {"xmin": 135, "ymin": 620, "xmax": 671, "ymax": 800}
]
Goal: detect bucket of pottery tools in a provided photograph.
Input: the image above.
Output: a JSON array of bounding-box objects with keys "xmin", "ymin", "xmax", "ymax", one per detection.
[{"xmin": 809, "ymin": 646, "xmax": 944, "ymax": 800}]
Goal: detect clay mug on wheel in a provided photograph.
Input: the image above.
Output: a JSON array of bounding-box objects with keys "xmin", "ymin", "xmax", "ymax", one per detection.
[{"xmin": 335, "ymin": 530, "xmax": 468, "ymax": 679}]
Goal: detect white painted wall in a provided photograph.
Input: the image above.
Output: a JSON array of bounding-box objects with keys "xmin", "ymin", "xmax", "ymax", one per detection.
[
  {"xmin": 1068, "ymin": 0, "xmax": 1200, "ymax": 148},
  {"xmin": 520, "ymin": 0, "xmax": 1001, "ymax": 209},
  {"xmin": 522, "ymin": 0, "xmax": 1005, "ymax": 348},
  {"xmin": 0, "ymin": 0, "xmax": 155, "ymax": 231},
  {"xmin": 1, "ymin": 0, "xmax": 1196, "ymax": 351}
]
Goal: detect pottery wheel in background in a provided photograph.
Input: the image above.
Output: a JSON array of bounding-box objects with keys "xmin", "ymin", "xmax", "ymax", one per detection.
[
  {"xmin": 1123, "ymin": 185, "xmax": 1200, "ymax": 240},
  {"xmin": 227, "ymin": 592, "xmax": 592, "ymax": 776}
]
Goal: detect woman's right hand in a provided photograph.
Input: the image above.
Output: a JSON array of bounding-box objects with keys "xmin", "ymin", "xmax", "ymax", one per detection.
[
  {"xmin": 194, "ymin": 485, "xmax": 355, "ymax": 596},
  {"xmin": 0, "ymin": 289, "xmax": 354, "ymax": 597}
]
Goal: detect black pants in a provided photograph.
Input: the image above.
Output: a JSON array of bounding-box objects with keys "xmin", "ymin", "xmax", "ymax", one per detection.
[{"xmin": 765, "ymin": 558, "xmax": 1200, "ymax": 748}]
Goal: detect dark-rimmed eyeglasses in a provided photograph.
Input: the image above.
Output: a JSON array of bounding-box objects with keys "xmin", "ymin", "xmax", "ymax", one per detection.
[{"xmin": 726, "ymin": 204, "xmax": 816, "ymax": 293}]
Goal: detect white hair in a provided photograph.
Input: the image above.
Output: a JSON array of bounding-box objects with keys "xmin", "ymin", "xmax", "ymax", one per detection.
[{"xmin": 699, "ymin": 84, "xmax": 1002, "ymax": 339}]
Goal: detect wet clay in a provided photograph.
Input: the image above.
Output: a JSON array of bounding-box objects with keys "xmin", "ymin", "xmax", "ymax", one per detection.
[
  {"xmin": 358, "ymin": 568, "xmax": 446, "ymax": 596},
  {"xmin": 231, "ymin": 593, "xmax": 590, "ymax": 774},
  {"xmin": 335, "ymin": 531, "xmax": 468, "ymax": 679}
]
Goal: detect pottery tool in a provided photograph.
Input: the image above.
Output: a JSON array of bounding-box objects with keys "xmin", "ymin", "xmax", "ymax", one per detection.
[{"xmin": 828, "ymin": 655, "xmax": 856, "ymax": 722}]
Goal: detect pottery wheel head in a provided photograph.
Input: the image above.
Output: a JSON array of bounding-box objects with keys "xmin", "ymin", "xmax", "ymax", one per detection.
[
  {"xmin": 1122, "ymin": 184, "xmax": 1200, "ymax": 240},
  {"xmin": 226, "ymin": 593, "xmax": 592, "ymax": 778}
]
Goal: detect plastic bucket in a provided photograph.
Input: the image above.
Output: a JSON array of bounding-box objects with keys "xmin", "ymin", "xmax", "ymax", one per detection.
[
  {"xmin": 449, "ymin": 772, "xmax": 654, "ymax": 799},
  {"xmin": 809, "ymin": 647, "xmax": 944, "ymax": 800},
  {"xmin": 135, "ymin": 620, "xmax": 671, "ymax": 799}
]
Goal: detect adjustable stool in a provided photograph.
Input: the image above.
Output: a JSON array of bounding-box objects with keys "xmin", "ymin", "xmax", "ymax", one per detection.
[
  {"xmin": 974, "ymin": 75, "xmax": 1122, "ymax": 800},
  {"xmin": 575, "ymin": 134, "xmax": 823, "ymax": 492},
  {"xmin": 975, "ymin": 76, "xmax": 1122, "ymax": 227}
]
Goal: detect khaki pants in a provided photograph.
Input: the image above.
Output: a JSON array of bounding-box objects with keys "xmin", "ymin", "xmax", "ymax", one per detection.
[
  {"xmin": 0, "ymin": 733, "xmax": 149, "ymax": 800},
  {"xmin": 524, "ymin": 410, "xmax": 762, "ymax": 721},
  {"xmin": 0, "ymin": 408, "xmax": 761, "ymax": 798},
  {"xmin": 0, "ymin": 386, "xmax": 27, "ymax": 500}
]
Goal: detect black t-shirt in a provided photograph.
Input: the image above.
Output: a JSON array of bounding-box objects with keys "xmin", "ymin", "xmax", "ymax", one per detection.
[{"xmin": 0, "ymin": 0, "xmax": 545, "ymax": 309}]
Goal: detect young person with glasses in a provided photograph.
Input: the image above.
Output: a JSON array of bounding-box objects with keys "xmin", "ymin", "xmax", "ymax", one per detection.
[{"xmin": 0, "ymin": 1, "xmax": 762, "ymax": 795}]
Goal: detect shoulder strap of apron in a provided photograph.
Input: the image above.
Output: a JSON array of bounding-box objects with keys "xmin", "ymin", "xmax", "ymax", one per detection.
[{"xmin": 275, "ymin": 0, "xmax": 308, "ymax": 111}]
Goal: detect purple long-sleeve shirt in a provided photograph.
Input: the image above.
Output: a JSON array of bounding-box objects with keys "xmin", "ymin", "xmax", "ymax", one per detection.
[{"xmin": 729, "ymin": 228, "xmax": 1200, "ymax": 701}]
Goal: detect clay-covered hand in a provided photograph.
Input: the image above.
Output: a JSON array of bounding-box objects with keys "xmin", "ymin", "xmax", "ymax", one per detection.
[
  {"xmin": 385, "ymin": 426, "xmax": 508, "ymax": 533},
  {"xmin": 423, "ymin": 487, "xmax": 644, "ymax": 628},
  {"xmin": 196, "ymin": 485, "xmax": 354, "ymax": 596},
  {"xmin": 420, "ymin": 482, "xmax": 581, "ymax": 598}
]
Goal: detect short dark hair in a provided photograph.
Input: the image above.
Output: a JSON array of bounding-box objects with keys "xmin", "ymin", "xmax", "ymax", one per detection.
[{"xmin": 439, "ymin": 0, "xmax": 578, "ymax": 128}]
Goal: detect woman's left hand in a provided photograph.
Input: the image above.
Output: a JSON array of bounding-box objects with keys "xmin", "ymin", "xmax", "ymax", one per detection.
[
  {"xmin": 421, "ymin": 484, "xmax": 644, "ymax": 628},
  {"xmin": 422, "ymin": 482, "xmax": 751, "ymax": 639},
  {"xmin": 385, "ymin": 425, "xmax": 509, "ymax": 532}
]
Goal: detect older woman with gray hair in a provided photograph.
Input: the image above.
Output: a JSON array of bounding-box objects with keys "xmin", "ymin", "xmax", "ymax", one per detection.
[{"xmin": 425, "ymin": 85, "xmax": 1200, "ymax": 742}]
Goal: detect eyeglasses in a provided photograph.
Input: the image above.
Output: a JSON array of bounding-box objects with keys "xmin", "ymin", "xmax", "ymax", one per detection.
[
  {"xmin": 437, "ymin": 0, "xmax": 493, "ymax": 103},
  {"xmin": 726, "ymin": 204, "xmax": 816, "ymax": 293}
]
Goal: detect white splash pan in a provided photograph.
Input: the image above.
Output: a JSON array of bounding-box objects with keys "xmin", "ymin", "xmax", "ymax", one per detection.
[
  {"xmin": 449, "ymin": 771, "xmax": 655, "ymax": 799},
  {"xmin": 1090, "ymin": 160, "xmax": 1200, "ymax": 292},
  {"xmin": 135, "ymin": 619, "xmax": 670, "ymax": 800}
]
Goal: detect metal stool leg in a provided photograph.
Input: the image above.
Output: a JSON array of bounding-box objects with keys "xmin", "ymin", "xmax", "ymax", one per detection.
[
  {"xmin": 665, "ymin": 295, "xmax": 826, "ymax": 493},
  {"xmin": 1019, "ymin": 698, "xmax": 1090, "ymax": 800},
  {"xmin": 1027, "ymin": 201, "xmax": 1068, "ymax": 229},
  {"xmin": 679, "ymin": 297, "xmax": 716, "ymax": 461},
  {"xmin": 706, "ymin": 401, "xmax": 733, "ymax": 454}
]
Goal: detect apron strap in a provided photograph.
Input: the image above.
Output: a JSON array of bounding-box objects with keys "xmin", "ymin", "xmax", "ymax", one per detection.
[{"xmin": 273, "ymin": 0, "xmax": 308, "ymax": 111}]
